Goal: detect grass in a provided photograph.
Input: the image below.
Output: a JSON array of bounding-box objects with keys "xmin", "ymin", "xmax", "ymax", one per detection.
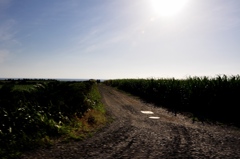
[
  {"xmin": 13, "ymin": 85, "xmax": 36, "ymax": 91},
  {"xmin": 37, "ymin": 83, "xmax": 107, "ymax": 147},
  {"xmin": 36, "ymin": 83, "xmax": 108, "ymax": 144},
  {"xmin": 57, "ymin": 106, "xmax": 107, "ymax": 142},
  {"xmin": 36, "ymin": 108, "xmax": 107, "ymax": 147}
]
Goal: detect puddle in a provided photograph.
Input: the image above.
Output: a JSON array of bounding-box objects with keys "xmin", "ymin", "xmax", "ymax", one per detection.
[
  {"xmin": 149, "ymin": 117, "xmax": 160, "ymax": 119},
  {"xmin": 141, "ymin": 111, "xmax": 154, "ymax": 114}
]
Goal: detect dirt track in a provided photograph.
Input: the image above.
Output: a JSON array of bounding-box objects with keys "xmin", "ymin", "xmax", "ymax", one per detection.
[{"xmin": 21, "ymin": 84, "xmax": 240, "ymax": 159}]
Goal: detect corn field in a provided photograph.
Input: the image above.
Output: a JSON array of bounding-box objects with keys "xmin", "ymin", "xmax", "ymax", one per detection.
[
  {"xmin": 0, "ymin": 80, "xmax": 98, "ymax": 158},
  {"xmin": 104, "ymin": 75, "xmax": 240, "ymax": 127}
]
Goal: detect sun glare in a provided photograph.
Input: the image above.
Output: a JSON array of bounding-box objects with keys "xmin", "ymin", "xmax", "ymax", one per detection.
[{"xmin": 151, "ymin": 0, "xmax": 189, "ymax": 17}]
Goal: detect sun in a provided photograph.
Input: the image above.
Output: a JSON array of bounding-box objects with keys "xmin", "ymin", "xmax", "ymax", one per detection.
[{"xmin": 151, "ymin": 0, "xmax": 189, "ymax": 17}]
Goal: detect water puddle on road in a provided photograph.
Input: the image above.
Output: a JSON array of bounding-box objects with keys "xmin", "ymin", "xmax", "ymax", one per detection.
[
  {"xmin": 149, "ymin": 117, "xmax": 160, "ymax": 119},
  {"xmin": 141, "ymin": 111, "xmax": 154, "ymax": 114}
]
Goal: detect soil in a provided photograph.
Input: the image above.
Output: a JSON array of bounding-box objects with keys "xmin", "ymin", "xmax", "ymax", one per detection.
[{"xmin": 21, "ymin": 84, "xmax": 240, "ymax": 159}]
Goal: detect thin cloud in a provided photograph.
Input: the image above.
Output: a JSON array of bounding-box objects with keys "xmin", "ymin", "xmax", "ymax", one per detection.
[
  {"xmin": 0, "ymin": 50, "xmax": 9, "ymax": 63},
  {"xmin": 0, "ymin": 19, "xmax": 16, "ymax": 42}
]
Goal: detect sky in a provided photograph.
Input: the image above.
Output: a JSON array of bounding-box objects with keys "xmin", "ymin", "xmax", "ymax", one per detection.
[{"xmin": 0, "ymin": 0, "xmax": 240, "ymax": 79}]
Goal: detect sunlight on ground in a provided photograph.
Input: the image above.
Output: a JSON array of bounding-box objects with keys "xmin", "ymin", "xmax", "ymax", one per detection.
[
  {"xmin": 149, "ymin": 117, "xmax": 160, "ymax": 119},
  {"xmin": 141, "ymin": 111, "xmax": 154, "ymax": 114}
]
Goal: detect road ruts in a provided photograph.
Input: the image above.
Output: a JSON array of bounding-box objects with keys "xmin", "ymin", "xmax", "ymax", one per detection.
[{"xmin": 21, "ymin": 84, "xmax": 240, "ymax": 159}]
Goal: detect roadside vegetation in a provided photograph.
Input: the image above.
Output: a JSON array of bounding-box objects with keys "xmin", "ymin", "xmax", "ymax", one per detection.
[
  {"xmin": 104, "ymin": 75, "xmax": 240, "ymax": 127},
  {"xmin": 0, "ymin": 80, "xmax": 106, "ymax": 159}
]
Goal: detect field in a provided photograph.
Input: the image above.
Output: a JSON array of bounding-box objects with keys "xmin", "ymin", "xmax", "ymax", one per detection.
[
  {"xmin": 2, "ymin": 75, "xmax": 240, "ymax": 158},
  {"xmin": 0, "ymin": 79, "xmax": 106, "ymax": 159},
  {"xmin": 21, "ymin": 84, "xmax": 240, "ymax": 158},
  {"xmin": 104, "ymin": 75, "xmax": 240, "ymax": 127}
]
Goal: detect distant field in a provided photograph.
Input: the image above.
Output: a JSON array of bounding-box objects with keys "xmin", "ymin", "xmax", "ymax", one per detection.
[
  {"xmin": 0, "ymin": 85, "xmax": 34, "ymax": 91},
  {"xmin": 0, "ymin": 79, "xmax": 52, "ymax": 91}
]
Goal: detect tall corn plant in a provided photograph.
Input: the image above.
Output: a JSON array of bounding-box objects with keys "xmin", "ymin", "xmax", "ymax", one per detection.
[
  {"xmin": 104, "ymin": 75, "xmax": 240, "ymax": 127},
  {"xmin": 0, "ymin": 81, "xmax": 96, "ymax": 158}
]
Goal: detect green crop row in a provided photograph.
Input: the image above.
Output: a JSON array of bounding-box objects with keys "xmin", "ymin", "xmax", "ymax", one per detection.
[
  {"xmin": 0, "ymin": 80, "xmax": 99, "ymax": 158},
  {"xmin": 104, "ymin": 75, "xmax": 240, "ymax": 127}
]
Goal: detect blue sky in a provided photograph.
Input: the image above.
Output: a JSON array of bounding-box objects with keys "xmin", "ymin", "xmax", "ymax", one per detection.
[{"xmin": 0, "ymin": 0, "xmax": 240, "ymax": 79}]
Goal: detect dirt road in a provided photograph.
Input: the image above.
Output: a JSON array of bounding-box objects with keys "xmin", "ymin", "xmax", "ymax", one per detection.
[{"xmin": 21, "ymin": 84, "xmax": 240, "ymax": 159}]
